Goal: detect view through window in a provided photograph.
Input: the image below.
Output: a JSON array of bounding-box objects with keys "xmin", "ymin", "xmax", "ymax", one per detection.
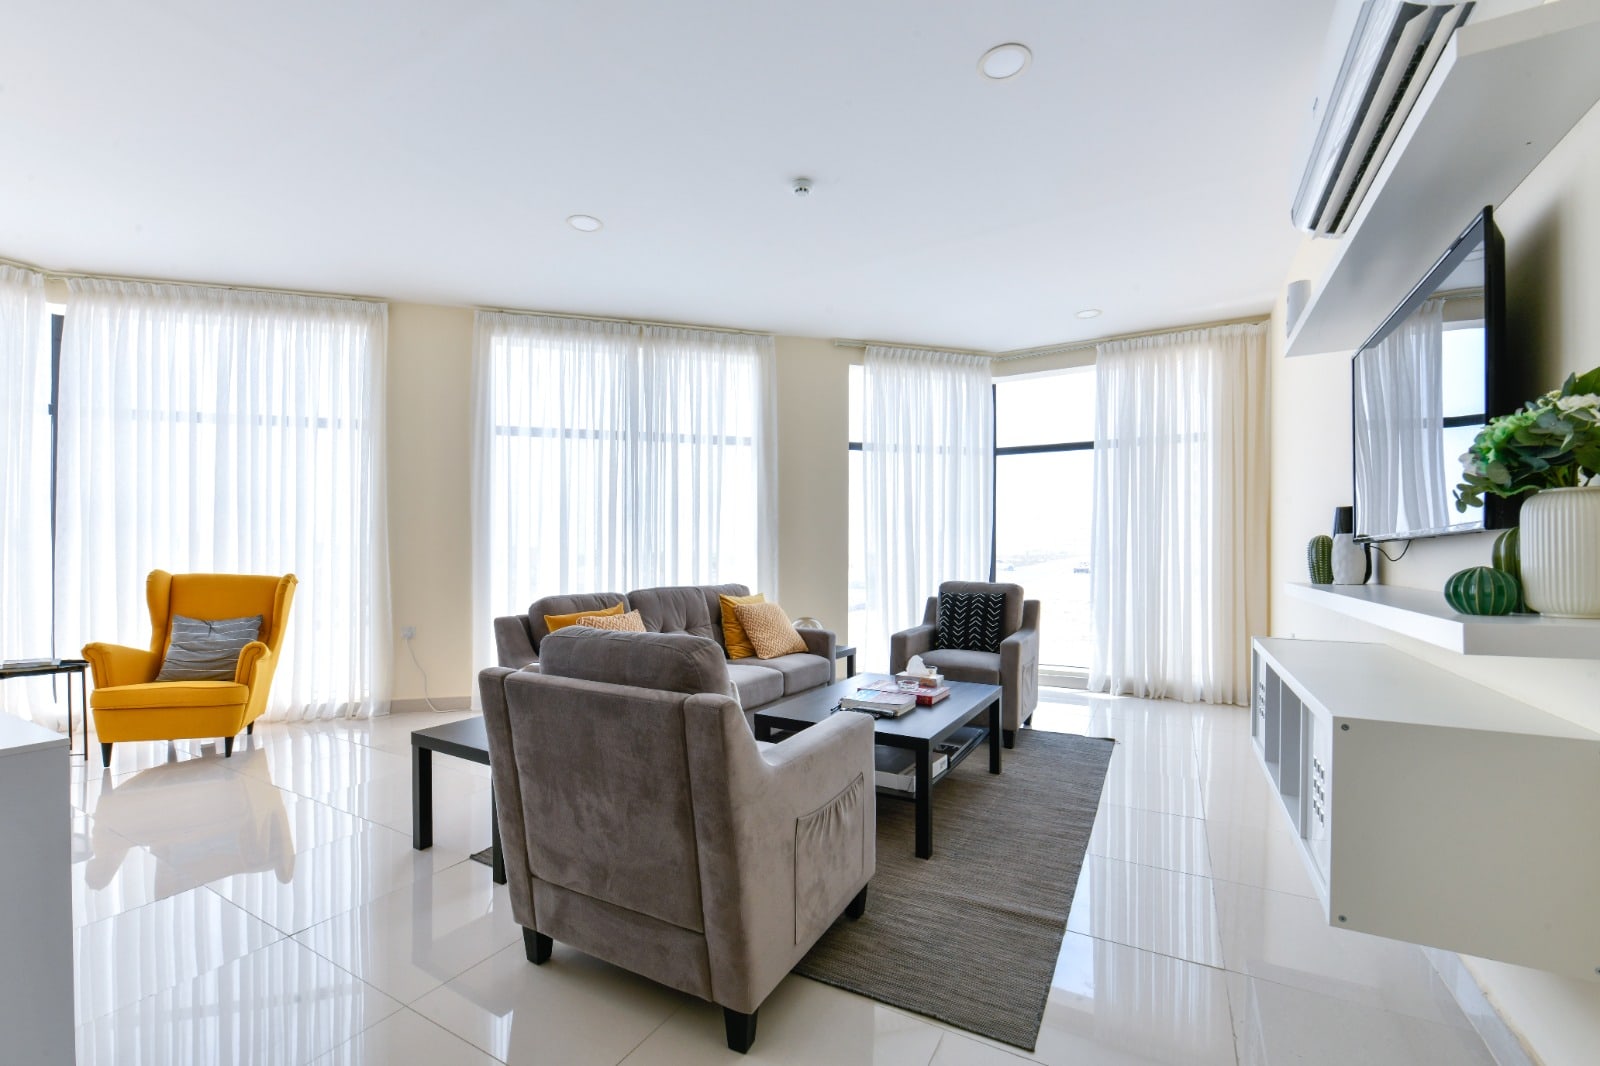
[{"xmin": 848, "ymin": 364, "xmax": 1098, "ymax": 671}]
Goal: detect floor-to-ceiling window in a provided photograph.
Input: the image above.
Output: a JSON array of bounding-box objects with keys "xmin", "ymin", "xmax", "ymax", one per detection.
[{"xmin": 993, "ymin": 366, "xmax": 1097, "ymax": 671}]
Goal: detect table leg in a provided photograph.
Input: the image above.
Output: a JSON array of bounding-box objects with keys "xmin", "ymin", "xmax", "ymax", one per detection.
[
  {"xmin": 915, "ymin": 742, "xmax": 933, "ymax": 859},
  {"xmin": 490, "ymin": 792, "xmax": 506, "ymax": 885},
  {"xmin": 754, "ymin": 718, "xmax": 772, "ymax": 742},
  {"xmin": 988, "ymin": 699, "xmax": 1002, "ymax": 774},
  {"xmin": 413, "ymin": 746, "xmax": 433, "ymax": 850}
]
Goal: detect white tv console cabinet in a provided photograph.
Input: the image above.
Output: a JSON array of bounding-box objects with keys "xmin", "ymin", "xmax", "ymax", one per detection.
[{"xmin": 1251, "ymin": 637, "xmax": 1600, "ymax": 981}]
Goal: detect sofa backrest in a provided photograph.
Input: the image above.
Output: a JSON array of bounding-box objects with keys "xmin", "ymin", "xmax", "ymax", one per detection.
[
  {"xmin": 525, "ymin": 592, "xmax": 629, "ymax": 651},
  {"xmin": 501, "ymin": 630, "xmax": 738, "ymax": 934},
  {"xmin": 628, "ymin": 583, "xmax": 749, "ymax": 650}
]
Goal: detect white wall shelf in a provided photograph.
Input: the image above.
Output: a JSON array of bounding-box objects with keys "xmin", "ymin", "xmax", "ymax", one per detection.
[
  {"xmin": 1252, "ymin": 637, "xmax": 1600, "ymax": 981},
  {"xmin": 1287, "ymin": 582, "xmax": 1600, "ymax": 658},
  {"xmin": 1286, "ymin": 0, "xmax": 1600, "ymax": 358}
]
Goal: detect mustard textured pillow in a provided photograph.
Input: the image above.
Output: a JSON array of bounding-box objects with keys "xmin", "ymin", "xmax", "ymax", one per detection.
[
  {"xmin": 733, "ymin": 601, "xmax": 808, "ymax": 659},
  {"xmin": 544, "ymin": 602, "xmax": 624, "ymax": 633},
  {"xmin": 719, "ymin": 592, "xmax": 766, "ymax": 659},
  {"xmin": 571, "ymin": 609, "xmax": 647, "ymax": 632}
]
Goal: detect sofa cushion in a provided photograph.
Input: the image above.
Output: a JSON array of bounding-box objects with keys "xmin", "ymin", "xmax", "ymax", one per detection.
[
  {"xmin": 734, "ymin": 601, "xmax": 808, "ymax": 659},
  {"xmin": 752, "ymin": 653, "xmax": 831, "ymax": 695},
  {"xmin": 939, "ymin": 581, "xmax": 1023, "ymax": 636},
  {"xmin": 155, "ymin": 613, "xmax": 262, "ymax": 681},
  {"xmin": 544, "ymin": 601, "xmax": 625, "ymax": 634},
  {"xmin": 539, "ymin": 629, "xmax": 729, "ymax": 696},
  {"xmin": 725, "ymin": 662, "xmax": 785, "ymax": 709},
  {"xmin": 572, "ymin": 609, "xmax": 646, "ymax": 632},
  {"xmin": 629, "ymin": 586, "xmax": 718, "ymax": 640},
  {"xmin": 698, "ymin": 583, "xmax": 751, "ymax": 651},
  {"xmin": 528, "ymin": 593, "xmax": 628, "ymax": 648},
  {"xmin": 918, "ymin": 648, "xmax": 1001, "ymax": 685},
  {"xmin": 719, "ymin": 592, "xmax": 765, "ymax": 659},
  {"xmin": 936, "ymin": 590, "xmax": 1007, "ymax": 653}
]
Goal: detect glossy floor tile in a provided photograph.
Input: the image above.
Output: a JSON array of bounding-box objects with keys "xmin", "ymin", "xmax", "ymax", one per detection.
[{"xmin": 59, "ymin": 701, "xmax": 1500, "ymax": 1065}]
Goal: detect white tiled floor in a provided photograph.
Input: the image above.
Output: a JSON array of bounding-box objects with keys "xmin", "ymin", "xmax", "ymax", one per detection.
[{"xmin": 62, "ymin": 692, "xmax": 1500, "ymax": 1064}]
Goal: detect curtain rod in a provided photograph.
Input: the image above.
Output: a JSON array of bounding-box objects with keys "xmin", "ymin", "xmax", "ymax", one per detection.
[
  {"xmin": 478, "ymin": 305, "xmax": 774, "ymax": 338},
  {"xmin": 835, "ymin": 314, "xmax": 1272, "ymax": 363},
  {"xmin": 0, "ymin": 253, "xmax": 386, "ymax": 305}
]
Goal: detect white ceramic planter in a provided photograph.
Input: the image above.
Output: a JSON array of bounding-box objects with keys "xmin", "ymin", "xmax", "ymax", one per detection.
[{"xmin": 1520, "ymin": 486, "xmax": 1600, "ymax": 618}]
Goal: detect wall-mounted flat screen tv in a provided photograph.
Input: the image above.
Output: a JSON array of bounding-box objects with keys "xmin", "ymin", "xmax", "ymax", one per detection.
[{"xmin": 1351, "ymin": 206, "xmax": 1517, "ymax": 542}]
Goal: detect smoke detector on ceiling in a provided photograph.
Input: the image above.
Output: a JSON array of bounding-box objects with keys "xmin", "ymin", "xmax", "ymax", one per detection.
[{"xmin": 791, "ymin": 177, "xmax": 813, "ymax": 197}]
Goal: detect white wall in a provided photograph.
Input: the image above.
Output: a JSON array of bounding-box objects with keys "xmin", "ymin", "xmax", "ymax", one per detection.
[{"xmin": 1269, "ymin": 98, "xmax": 1600, "ymax": 1066}]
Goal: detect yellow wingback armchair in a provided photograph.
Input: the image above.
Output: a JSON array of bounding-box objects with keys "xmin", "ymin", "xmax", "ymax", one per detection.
[{"xmin": 84, "ymin": 570, "xmax": 298, "ymax": 767}]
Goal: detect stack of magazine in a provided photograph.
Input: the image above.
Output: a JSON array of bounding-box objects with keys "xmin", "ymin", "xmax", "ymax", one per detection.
[
  {"xmin": 873, "ymin": 746, "xmax": 950, "ymax": 793},
  {"xmin": 863, "ymin": 677, "xmax": 951, "ymax": 706},
  {"xmin": 839, "ymin": 687, "xmax": 917, "ymax": 717}
]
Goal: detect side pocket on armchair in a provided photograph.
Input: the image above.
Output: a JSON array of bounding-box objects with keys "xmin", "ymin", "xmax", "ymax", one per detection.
[{"xmin": 793, "ymin": 772, "xmax": 866, "ymax": 946}]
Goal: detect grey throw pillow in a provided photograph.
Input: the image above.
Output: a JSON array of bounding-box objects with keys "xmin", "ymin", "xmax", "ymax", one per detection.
[{"xmin": 155, "ymin": 614, "xmax": 264, "ymax": 682}]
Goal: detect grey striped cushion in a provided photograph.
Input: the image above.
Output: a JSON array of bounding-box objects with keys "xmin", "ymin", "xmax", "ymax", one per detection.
[{"xmin": 154, "ymin": 614, "xmax": 264, "ymax": 682}]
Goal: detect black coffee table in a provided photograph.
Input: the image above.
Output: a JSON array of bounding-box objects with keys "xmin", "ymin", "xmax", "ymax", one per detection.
[
  {"xmin": 411, "ymin": 716, "xmax": 504, "ymax": 884},
  {"xmin": 753, "ymin": 675, "xmax": 1001, "ymax": 859}
]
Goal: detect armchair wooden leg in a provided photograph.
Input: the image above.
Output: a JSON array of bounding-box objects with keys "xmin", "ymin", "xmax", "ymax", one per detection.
[
  {"xmin": 723, "ymin": 1007, "xmax": 758, "ymax": 1054},
  {"xmin": 523, "ymin": 928, "xmax": 551, "ymax": 965},
  {"xmin": 1003, "ymin": 729, "xmax": 1016, "ymax": 749},
  {"xmin": 247, "ymin": 722, "xmax": 254, "ymax": 736},
  {"xmin": 223, "ymin": 736, "xmax": 234, "ymax": 758},
  {"xmin": 845, "ymin": 885, "xmax": 868, "ymax": 920},
  {"xmin": 100, "ymin": 743, "xmax": 112, "ymax": 768}
]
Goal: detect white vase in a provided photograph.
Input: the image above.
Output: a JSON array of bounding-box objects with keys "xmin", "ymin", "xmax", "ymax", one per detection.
[
  {"xmin": 1520, "ymin": 486, "xmax": 1600, "ymax": 618},
  {"xmin": 1330, "ymin": 533, "xmax": 1370, "ymax": 584}
]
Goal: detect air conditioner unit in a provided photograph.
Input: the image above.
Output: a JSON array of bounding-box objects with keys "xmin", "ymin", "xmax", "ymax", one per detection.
[{"xmin": 1291, "ymin": 1, "xmax": 1475, "ymax": 236}]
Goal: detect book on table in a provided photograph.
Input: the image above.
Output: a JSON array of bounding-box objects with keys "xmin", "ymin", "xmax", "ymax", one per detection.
[
  {"xmin": 873, "ymin": 745, "xmax": 950, "ymax": 793},
  {"xmin": 860, "ymin": 678, "xmax": 951, "ymax": 706},
  {"xmin": 839, "ymin": 688, "xmax": 917, "ymax": 716}
]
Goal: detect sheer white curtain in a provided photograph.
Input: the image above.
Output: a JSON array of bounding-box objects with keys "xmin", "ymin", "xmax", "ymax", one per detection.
[
  {"xmin": 471, "ymin": 312, "xmax": 776, "ymax": 675},
  {"xmin": 862, "ymin": 345, "xmax": 992, "ymax": 673},
  {"xmin": 55, "ymin": 279, "xmax": 390, "ymax": 720},
  {"xmin": 1089, "ymin": 323, "xmax": 1267, "ymax": 705},
  {"xmin": 0, "ymin": 265, "xmax": 58, "ymax": 724},
  {"xmin": 1354, "ymin": 298, "xmax": 1447, "ymax": 536}
]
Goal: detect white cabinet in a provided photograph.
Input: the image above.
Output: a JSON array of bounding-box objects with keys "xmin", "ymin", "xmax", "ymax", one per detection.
[
  {"xmin": 0, "ymin": 714, "xmax": 74, "ymax": 1063},
  {"xmin": 1251, "ymin": 637, "xmax": 1600, "ymax": 982}
]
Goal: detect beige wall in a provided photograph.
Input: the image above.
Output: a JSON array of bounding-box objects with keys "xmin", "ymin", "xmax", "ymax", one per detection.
[
  {"xmin": 1269, "ymin": 100, "xmax": 1600, "ymax": 1065},
  {"xmin": 384, "ymin": 322, "xmax": 862, "ymax": 701}
]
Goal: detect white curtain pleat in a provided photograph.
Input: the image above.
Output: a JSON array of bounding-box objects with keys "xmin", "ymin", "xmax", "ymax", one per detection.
[
  {"xmin": 471, "ymin": 312, "xmax": 776, "ymax": 678},
  {"xmin": 0, "ymin": 265, "xmax": 58, "ymax": 725},
  {"xmin": 862, "ymin": 345, "xmax": 993, "ymax": 673},
  {"xmin": 1354, "ymin": 299, "xmax": 1447, "ymax": 536},
  {"xmin": 1089, "ymin": 323, "xmax": 1267, "ymax": 705},
  {"xmin": 54, "ymin": 279, "xmax": 390, "ymax": 720}
]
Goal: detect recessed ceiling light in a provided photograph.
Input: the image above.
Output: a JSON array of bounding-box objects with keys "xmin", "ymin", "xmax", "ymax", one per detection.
[
  {"xmin": 978, "ymin": 43, "xmax": 1031, "ymax": 80},
  {"xmin": 567, "ymin": 214, "xmax": 603, "ymax": 232},
  {"xmin": 1075, "ymin": 308, "xmax": 1102, "ymax": 319}
]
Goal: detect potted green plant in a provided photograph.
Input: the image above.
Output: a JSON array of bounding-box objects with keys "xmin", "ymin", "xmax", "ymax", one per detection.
[{"xmin": 1455, "ymin": 367, "xmax": 1600, "ymax": 616}]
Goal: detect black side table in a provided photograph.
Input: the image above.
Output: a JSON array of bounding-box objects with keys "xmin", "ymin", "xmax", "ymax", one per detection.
[
  {"xmin": 0, "ymin": 659, "xmax": 89, "ymax": 759},
  {"xmin": 835, "ymin": 644, "xmax": 857, "ymax": 678}
]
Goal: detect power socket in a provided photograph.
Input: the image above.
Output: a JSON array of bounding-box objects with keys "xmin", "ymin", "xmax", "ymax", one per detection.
[{"xmin": 401, "ymin": 625, "xmax": 416, "ymax": 641}]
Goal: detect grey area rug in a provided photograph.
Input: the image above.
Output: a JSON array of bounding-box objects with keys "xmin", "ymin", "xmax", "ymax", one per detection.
[{"xmin": 793, "ymin": 730, "xmax": 1114, "ymax": 1052}]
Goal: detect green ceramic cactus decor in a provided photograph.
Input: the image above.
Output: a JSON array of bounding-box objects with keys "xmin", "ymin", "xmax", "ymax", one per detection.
[
  {"xmin": 1307, "ymin": 535, "xmax": 1334, "ymax": 585},
  {"xmin": 1491, "ymin": 526, "xmax": 1523, "ymax": 611},
  {"xmin": 1444, "ymin": 565, "xmax": 1520, "ymax": 616}
]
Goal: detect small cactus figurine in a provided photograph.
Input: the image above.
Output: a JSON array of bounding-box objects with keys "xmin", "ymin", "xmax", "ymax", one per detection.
[
  {"xmin": 1444, "ymin": 565, "xmax": 1520, "ymax": 616},
  {"xmin": 1307, "ymin": 535, "xmax": 1334, "ymax": 585}
]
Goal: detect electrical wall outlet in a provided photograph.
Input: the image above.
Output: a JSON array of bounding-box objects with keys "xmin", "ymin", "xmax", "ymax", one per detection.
[{"xmin": 401, "ymin": 625, "xmax": 416, "ymax": 641}]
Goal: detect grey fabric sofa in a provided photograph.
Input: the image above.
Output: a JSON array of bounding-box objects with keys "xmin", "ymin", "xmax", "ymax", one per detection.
[
  {"xmin": 479, "ymin": 629, "xmax": 876, "ymax": 1054},
  {"xmin": 493, "ymin": 583, "xmax": 838, "ymax": 712},
  {"xmin": 890, "ymin": 580, "xmax": 1040, "ymax": 747}
]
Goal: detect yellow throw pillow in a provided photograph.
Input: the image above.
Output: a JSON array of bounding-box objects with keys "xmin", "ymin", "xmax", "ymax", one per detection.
[
  {"xmin": 719, "ymin": 592, "xmax": 766, "ymax": 659},
  {"xmin": 571, "ymin": 609, "xmax": 646, "ymax": 632},
  {"xmin": 733, "ymin": 601, "xmax": 808, "ymax": 659},
  {"xmin": 544, "ymin": 602, "xmax": 624, "ymax": 634}
]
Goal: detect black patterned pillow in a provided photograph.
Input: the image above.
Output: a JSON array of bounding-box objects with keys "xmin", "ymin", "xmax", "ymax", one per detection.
[
  {"xmin": 155, "ymin": 614, "xmax": 263, "ymax": 681},
  {"xmin": 936, "ymin": 592, "xmax": 1006, "ymax": 653}
]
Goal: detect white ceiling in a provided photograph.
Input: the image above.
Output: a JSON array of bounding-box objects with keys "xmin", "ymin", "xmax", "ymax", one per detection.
[{"xmin": 0, "ymin": 1, "xmax": 1335, "ymax": 351}]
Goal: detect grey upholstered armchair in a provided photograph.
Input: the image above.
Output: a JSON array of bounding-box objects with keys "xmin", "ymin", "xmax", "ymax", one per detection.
[
  {"xmin": 478, "ymin": 629, "xmax": 876, "ymax": 1054},
  {"xmin": 890, "ymin": 580, "xmax": 1040, "ymax": 747}
]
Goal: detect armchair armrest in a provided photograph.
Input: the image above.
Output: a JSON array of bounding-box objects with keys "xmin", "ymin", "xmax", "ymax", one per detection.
[
  {"xmin": 494, "ymin": 615, "xmax": 538, "ymax": 669},
  {"xmin": 795, "ymin": 627, "xmax": 837, "ymax": 665},
  {"xmin": 890, "ymin": 624, "xmax": 935, "ymax": 674},
  {"xmin": 81, "ymin": 643, "xmax": 160, "ymax": 688},
  {"xmin": 999, "ymin": 600, "xmax": 1041, "ymax": 730},
  {"xmin": 234, "ymin": 641, "xmax": 272, "ymax": 687}
]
